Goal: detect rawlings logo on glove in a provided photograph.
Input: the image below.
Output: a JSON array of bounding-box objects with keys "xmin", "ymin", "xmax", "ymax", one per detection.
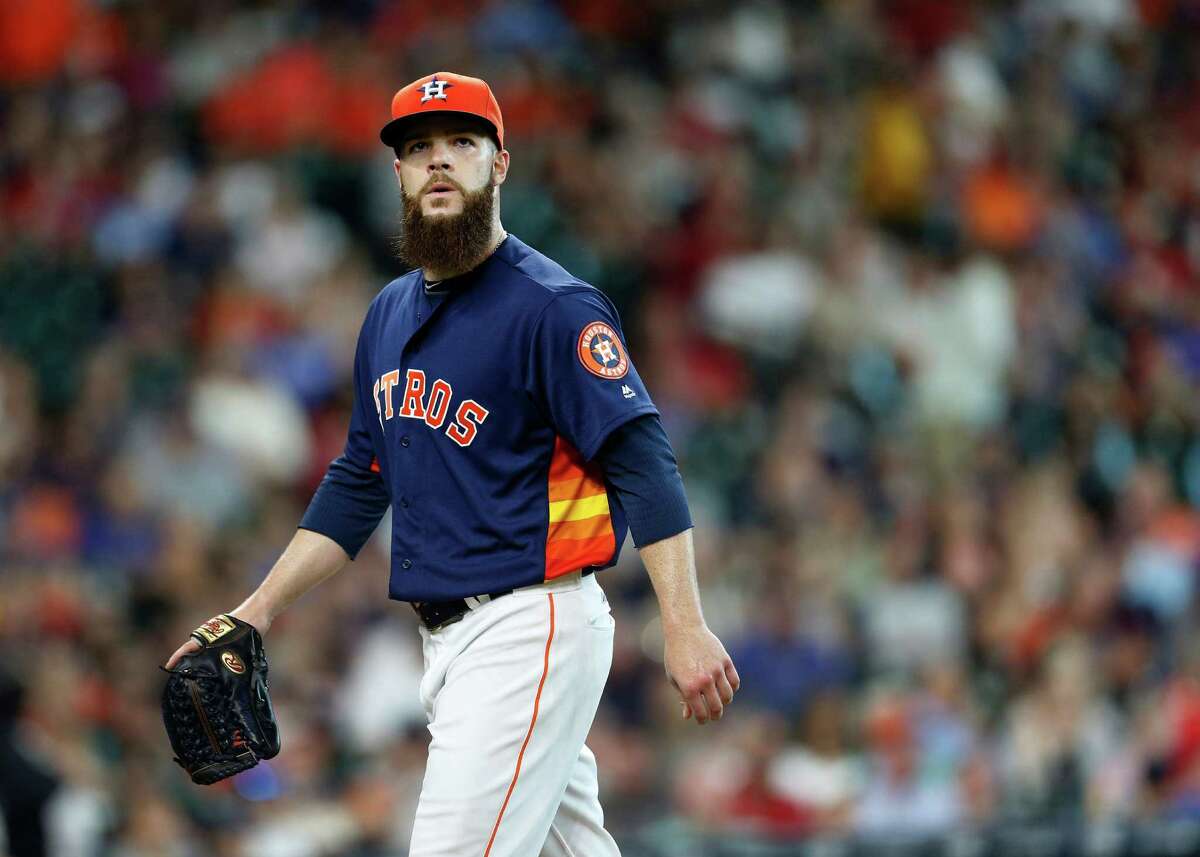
[
  {"xmin": 193, "ymin": 615, "xmax": 238, "ymax": 645},
  {"xmin": 160, "ymin": 614, "xmax": 281, "ymax": 785}
]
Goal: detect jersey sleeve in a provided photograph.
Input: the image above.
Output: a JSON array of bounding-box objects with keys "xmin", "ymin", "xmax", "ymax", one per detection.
[
  {"xmin": 525, "ymin": 289, "xmax": 659, "ymax": 460},
  {"xmin": 299, "ymin": 329, "xmax": 391, "ymax": 559}
]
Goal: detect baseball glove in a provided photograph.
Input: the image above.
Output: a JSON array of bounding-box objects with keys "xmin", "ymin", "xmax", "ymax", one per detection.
[{"xmin": 160, "ymin": 614, "xmax": 281, "ymax": 785}]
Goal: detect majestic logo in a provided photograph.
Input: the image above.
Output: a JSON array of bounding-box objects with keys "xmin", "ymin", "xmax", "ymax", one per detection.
[
  {"xmin": 577, "ymin": 321, "xmax": 629, "ymax": 379},
  {"xmin": 221, "ymin": 651, "xmax": 246, "ymax": 675},
  {"xmin": 621, "ymin": 384, "xmax": 636, "ymax": 399},
  {"xmin": 372, "ymin": 368, "xmax": 490, "ymax": 448},
  {"xmin": 419, "ymin": 77, "xmax": 453, "ymax": 103}
]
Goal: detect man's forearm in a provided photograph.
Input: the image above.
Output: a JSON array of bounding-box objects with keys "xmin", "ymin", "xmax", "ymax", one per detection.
[
  {"xmin": 638, "ymin": 527, "xmax": 704, "ymax": 630},
  {"xmin": 233, "ymin": 528, "xmax": 351, "ymax": 628},
  {"xmin": 639, "ymin": 526, "xmax": 739, "ymax": 724}
]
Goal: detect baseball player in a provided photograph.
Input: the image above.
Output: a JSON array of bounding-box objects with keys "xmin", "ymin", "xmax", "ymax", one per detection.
[{"xmin": 166, "ymin": 71, "xmax": 739, "ymax": 856}]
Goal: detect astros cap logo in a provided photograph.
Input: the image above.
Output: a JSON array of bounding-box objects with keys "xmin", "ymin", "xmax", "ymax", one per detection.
[
  {"xmin": 419, "ymin": 76, "xmax": 453, "ymax": 103},
  {"xmin": 577, "ymin": 321, "xmax": 629, "ymax": 379}
]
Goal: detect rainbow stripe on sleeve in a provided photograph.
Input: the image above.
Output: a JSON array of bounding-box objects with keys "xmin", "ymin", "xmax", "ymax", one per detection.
[{"xmin": 544, "ymin": 436, "xmax": 616, "ymax": 579}]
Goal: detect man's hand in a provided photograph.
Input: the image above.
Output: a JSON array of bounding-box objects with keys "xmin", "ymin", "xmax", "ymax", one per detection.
[
  {"xmin": 664, "ymin": 622, "xmax": 740, "ymax": 724},
  {"xmin": 636, "ymin": 529, "xmax": 740, "ymax": 725},
  {"xmin": 163, "ymin": 607, "xmax": 271, "ymax": 670}
]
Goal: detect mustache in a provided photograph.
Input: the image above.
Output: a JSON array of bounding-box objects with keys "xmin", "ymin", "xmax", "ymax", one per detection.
[{"xmin": 421, "ymin": 174, "xmax": 465, "ymax": 194}]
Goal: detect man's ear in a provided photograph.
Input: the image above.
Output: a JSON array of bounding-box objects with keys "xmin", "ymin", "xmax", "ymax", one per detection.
[{"xmin": 492, "ymin": 147, "xmax": 510, "ymax": 187}]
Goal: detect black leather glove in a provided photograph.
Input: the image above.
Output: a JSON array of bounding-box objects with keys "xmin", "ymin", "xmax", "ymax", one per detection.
[{"xmin": 160, "ymin": 614, "xmax": 281, "ymax": 785}]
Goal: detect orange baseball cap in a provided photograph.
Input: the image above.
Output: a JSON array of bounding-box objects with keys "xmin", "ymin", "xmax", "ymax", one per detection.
[{"xmin": 379, "ymin": 72, "xmax": 505, "ymax": 150}]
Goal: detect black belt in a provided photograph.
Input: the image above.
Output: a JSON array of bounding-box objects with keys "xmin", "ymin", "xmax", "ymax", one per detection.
[
  {"xmin": 411, "ymin": 588, "xmax": 514, "ymax": 631},
  {"xmin": 411, "ymin": 570, "xmax": 597, "ymax": 631}
]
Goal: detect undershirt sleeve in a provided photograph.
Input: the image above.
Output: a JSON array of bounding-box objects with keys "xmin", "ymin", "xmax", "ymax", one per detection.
[
  {"xmin": 595, "ymin": 413, "xmax": 693, "ymax": 548},
  {"xmin": 299, "ymin": 457, "xmax": 390, "ymax": 560}
]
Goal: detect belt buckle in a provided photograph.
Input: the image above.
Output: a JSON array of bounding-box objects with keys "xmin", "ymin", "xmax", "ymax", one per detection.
[
  {"xmin": 413, "ymin": 600, "xmax": 469, "ymax": 631},
  {"xmin": 428, "ymin": 611, "xmax": 465, "ymax": 632},
  {"xmin": 415, "ymin": 587, "xmax": 515, "ymax": 631}
]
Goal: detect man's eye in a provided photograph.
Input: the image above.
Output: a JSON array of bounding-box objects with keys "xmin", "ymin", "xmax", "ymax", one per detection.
[
  {"xmin": 455, "ymin": 137, "xmax": 474, "ymax": 147},
  {"xmin": 408, "ymin": 141, "xmax": 428, "ymax": 153}
]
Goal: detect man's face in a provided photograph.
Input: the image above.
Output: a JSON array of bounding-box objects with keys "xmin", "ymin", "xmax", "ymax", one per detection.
[{"xmin": 393, "ymin": 115, "xmax": 508, "ymax": 217}]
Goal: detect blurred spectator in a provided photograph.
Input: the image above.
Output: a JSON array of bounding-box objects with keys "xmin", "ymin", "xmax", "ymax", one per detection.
[
  {"xmin": 854, "ymin": 692, "xmax": 965, "ymax": 837},
  {"xmin": 859, "ymin": 517, "xmax": 967, "ymax": 676},
  {"xmin": 768, "ymin": 693, "xmax": 862, "ymax": 832},
  {"xmin": 999, "ymin": 636, "xmax": 1125, "ymax": 819},
  {"xmin": 0, "ymin": 668, "xmax": 60, "ymax": 857},
  {"xmin": 0, "ymin": 352, "xmax": 36, "ymax": 486},
  {"xmin": 728, "ymin": 589, "xmax": 853, "ymax": 719},
  {"xmin": 675, "ymin": 712, "xmax": 813, "ymax": 838}
]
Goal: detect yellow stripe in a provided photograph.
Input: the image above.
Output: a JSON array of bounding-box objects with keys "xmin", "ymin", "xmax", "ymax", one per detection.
[{"xmin": 548, "ymin": 492, "xmax": 610, "ymax": 524}]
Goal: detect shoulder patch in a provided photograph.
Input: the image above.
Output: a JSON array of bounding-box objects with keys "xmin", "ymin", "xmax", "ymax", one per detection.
[{"xmin": 577, "ymin": 321, "xmax": 629, "ymax": 379}]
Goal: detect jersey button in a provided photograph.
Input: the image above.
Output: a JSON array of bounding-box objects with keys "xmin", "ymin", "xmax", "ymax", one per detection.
[
  {"xmin": 401, "ymin": 559, "xmax": 412, "ymax": 569},
  {"xmin": 400, "ymin": 497, "xmax": 409, "ymax": 509},
  {"xmin": 401, "ymin": 436, "xmax": 410, "ymax": 447}
]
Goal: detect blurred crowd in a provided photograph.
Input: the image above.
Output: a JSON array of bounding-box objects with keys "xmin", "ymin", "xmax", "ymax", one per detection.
[{"xmin": 4, "ymin": 0, "xmax": 1200, "ymax": 854}]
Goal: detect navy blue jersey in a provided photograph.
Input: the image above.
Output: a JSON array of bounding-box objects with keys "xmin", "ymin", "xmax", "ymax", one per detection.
[{"xmin": 304, "ymin": 235, "xmax": 659, "ymax": 602}]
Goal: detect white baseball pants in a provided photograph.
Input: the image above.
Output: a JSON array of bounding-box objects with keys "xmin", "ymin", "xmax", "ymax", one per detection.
[{"xmin": 409, "ymin": 571, "xmax": 622, "ymax": 857}]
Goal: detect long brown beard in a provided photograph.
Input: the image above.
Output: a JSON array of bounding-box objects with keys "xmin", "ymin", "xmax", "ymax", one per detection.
[{"xmin": 395, "ymin": 174, "xmax": 496, "ymax": 275}]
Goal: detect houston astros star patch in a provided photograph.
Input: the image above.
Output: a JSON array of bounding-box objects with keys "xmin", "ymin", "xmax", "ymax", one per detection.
[{"xmin": 577, "ymin": 321, "xmax": 629, "ymax": 379}]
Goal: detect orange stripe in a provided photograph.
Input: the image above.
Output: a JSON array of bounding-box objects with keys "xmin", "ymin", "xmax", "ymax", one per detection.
[
  {"xmin": 548, "ymin": 515, "xmax": 614, "ymax": 542},
  {"xmin": 484, "ymin": 594, "xmax": 556, "ymax": 857},
  {"xmin": 545, "ymin": 535, "xmax": 615, "ymax": 579},
  {"xmin": 548, "ymin": 476, "xmax": 605, "ymax": 503},
  {"xmin": 547, "ymin": 436, "xmax": 594, "ymax": 481}
]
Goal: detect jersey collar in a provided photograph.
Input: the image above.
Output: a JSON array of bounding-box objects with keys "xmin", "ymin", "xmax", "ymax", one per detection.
[{"xmin": 420, "ymin": 234, "xmax": 512, "ymax": 296}]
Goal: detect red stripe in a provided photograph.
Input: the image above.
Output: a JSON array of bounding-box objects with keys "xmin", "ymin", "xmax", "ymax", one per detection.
[
  {"xmin": 547, "ymin": 435, "xmax": 605, "ymax": 487},
  {"xmin": 545, "ymin": 535, "xmax": 615, "ymax": 579},
  {"xmin": 548, "ymin": 436, "xmax": 587, "ymax": 481},
  {"xmin": 483, "ymin": 594, "xmax": 556, "ymax": 857}
]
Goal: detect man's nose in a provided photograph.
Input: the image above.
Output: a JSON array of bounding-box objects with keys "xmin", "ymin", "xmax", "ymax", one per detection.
[{"xmin": 427, "ymin": 140, "xmax": 454, "ymax": 171}]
